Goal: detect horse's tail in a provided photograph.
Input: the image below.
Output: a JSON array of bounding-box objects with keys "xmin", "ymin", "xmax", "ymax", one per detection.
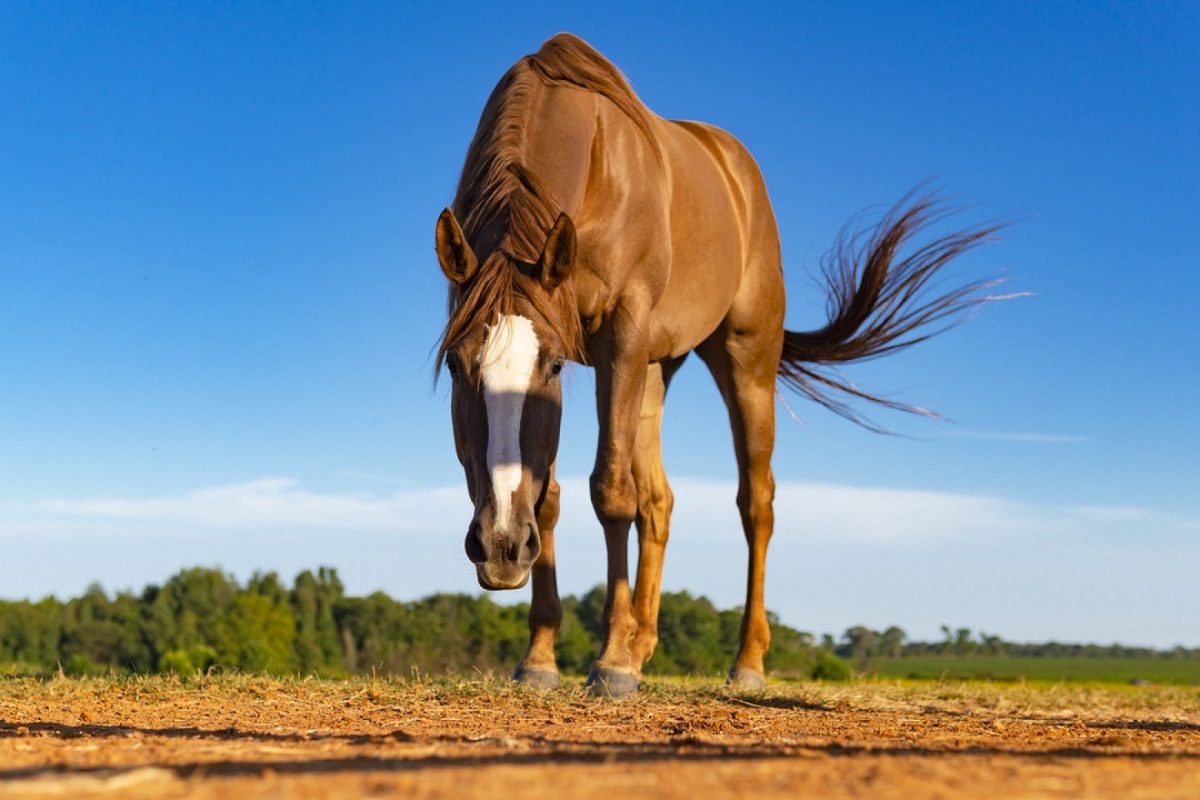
[{"xmin": 778, "ymin": 191, "xmax": 1018, "ymax": 430}]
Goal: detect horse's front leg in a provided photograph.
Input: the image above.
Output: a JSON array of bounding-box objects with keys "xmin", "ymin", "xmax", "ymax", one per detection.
[
  {"xmin": 586, "ymin": 309, "xmax": 650, "ymax": 698},
  {"xmin": 513, "ymin": 465, "xmax": 562, "ymax": 688}
]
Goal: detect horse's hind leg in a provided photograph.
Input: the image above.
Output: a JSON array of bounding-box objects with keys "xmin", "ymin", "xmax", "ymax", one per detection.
[
  {"xmin": 697, "ymin": 321, "xmax": 782, "ymax": 689},
  {"xmin": 513, "ymin": 464, "xmax": 562, "ymax": 688},
  {"xmin": 630, "ymin": 357, "xmax": 686, "ymax": 672}
]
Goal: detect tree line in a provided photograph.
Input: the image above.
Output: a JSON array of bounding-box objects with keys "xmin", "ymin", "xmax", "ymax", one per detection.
[
  {"xmin": 4, "ymin": 567, "xmax": 1189, "ymax": 679},
  {"xmin": 832, "ymin": 624, "xmax": 1199, "ymax": 668},
  {"xmin": 0, "ymin": 566, "xmax": 848, "ymax": 679}
]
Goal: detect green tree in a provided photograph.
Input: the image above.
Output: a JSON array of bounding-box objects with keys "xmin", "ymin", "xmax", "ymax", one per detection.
[
  {"xmin": 880, "ymin": 626, "xmax": 906, "ymax": 659},
  {"xmin": 0, "ymin": 597, "xmax": 63, "ymax": 668},
  {"xmin": 841, "ymin": 626, "xmax": 879, "ymax": 668},
  {"xmin": 143, "ymin": 567, "xmax": 240, "ymax": 667},
  {"xmin": 554, "ymin": 597, "xmax": 596, "ymax": 674},
  {"xmin": 291, "ymin": 567, "xmax": 344, "ymax": 674},
  {"xmin": 939, "ymin": 624, "xmax": 954, "ymax": 655},
  {"xmin": 645, "ymin": 591, "xmax": 724, "ymax": 675},
  {"xmin": 954, "ymin": 627, "xmax": 976, "ymax": 657},
  {"xmin": 60, "ymin": 584, "xmax": 151, "ymax": 673},
  {"xmin": 764, "ymin": 613, "xmax": 817, "ymax": 676},
  {"xmin": 979, "ymin": 631, "xmax": 1006, "ymax": 656},
  {"xmin": 222, "ymin": 590, "xmax": 297, "ymax": 673}
]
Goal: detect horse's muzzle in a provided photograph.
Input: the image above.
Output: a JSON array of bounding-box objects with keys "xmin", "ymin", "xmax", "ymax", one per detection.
[{"xmin": 466, "ymin": 519, "xmax": 540, "ymax": 591}]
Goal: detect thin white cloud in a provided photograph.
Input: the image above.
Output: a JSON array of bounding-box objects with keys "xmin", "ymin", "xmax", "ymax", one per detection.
[
  {"xmin": 339, "ymin": 470, "xmax": 416, "ymax": 487},
  {"xmin": 621, "ymin": 478, "xmax": 1030, "ymax": 545},
  {"xmin": 1069, "ymin": 504, "xmax": 1153, "ymax": 523},
  {"xmin": 6, "ymin": 476, "xmax": 1192, "ymax": 548},
  {"xmin": 27, "ymin": 478, "xmax": 463, "ymax": 532},
  {"xmin": 1067, "ymin": 504, "xmax": 1200, "ymax": 533}
]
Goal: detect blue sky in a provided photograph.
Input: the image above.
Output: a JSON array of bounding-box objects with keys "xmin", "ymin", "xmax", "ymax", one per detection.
[{"xmin": 2, "ymin": 3, "xmax": 1197, "ymax": 647}]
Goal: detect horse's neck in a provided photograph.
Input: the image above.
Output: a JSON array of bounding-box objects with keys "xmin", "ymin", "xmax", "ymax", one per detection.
[{"xmin": 521, "ymin": 84, "xmax": 600, "ymax": 217}]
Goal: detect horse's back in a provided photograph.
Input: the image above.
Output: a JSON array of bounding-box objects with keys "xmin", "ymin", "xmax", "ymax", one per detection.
[{"xmin": 665, "ymin": 119, "xmax": 782, "ymax": 266}]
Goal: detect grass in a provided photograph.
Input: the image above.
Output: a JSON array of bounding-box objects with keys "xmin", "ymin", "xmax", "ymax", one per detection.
[
  {"xmin": 867, "ymin": 656, "xmax": 1200, "ymax": 685},
  {"xmin": 2, "ymin": 671, "xmax": 1198, "ymax": 720},
  {"xmin": 4, "ymin": 653, "xmax": 1199, "ymax": 688}
]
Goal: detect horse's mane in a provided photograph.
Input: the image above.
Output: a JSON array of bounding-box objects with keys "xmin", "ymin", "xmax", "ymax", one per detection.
[{"xmin": 439, "ymin": 34, "xmax": 657, "ymax": 369}]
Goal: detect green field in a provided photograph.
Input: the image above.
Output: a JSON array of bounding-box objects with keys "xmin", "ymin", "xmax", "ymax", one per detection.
[{"xmin": 869, "ymin": 656, "xmax": 1200, "ymax": 685}]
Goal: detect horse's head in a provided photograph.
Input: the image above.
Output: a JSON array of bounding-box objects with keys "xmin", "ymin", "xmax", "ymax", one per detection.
[{"xmin": 435, "ymin": 207, "xmax": 578, "ymax": 590}]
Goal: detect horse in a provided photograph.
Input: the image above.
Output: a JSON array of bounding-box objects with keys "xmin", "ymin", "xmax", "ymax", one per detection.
[{"xmin": 434, "ymin": 33, "xmax": 1004, "ymax": 696}]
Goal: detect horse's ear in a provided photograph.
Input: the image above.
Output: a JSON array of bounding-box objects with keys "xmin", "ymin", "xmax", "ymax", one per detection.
[
  {"xmin": 435, "ymin": 208, "xmax": 478, "ymax": 284},
  {"xmin": 538, "ymin": 212, "xmax": 576, "ymax": 291}
]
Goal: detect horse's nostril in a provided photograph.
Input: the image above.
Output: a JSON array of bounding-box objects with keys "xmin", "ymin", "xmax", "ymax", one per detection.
[
  {"xmin": 521, "ymin": 523, "xmax": 541, "ymax": 563},
  {"xmin": 506, "ymin": 539, "xmax": 519, "ymax": 562},
  {"xmin": 465, "ymin": 521, "xmax": 486, "ymax": 563}
]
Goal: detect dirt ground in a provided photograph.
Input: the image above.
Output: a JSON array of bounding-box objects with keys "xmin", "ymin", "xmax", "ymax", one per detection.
[{"xmin": 1, "ymin": 675, "xmax": 1197, "ymax": 799}]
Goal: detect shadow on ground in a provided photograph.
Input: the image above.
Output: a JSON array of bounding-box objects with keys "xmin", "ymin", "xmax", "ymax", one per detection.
[{"xmin": 2, "ymin": 715, "xmax": 1198, "ymax": 785}]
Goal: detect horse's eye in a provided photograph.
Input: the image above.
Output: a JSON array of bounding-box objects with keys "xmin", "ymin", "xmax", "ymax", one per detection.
[
  {"xmin": 446, "ymin": 358, "xmax": 461, "ymax": 379},
  {"xmin": 550, "ymin": 358, "xmax": 564, "ymax": 377}
]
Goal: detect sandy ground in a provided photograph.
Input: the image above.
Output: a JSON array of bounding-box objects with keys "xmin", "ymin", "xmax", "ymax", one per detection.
[{"xmin": 1, "ymin": 675, "xmax": 1198, "ymax": 799}]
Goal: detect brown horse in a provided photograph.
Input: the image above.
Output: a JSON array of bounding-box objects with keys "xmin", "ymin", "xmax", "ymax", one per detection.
[{"xmin": 435, "ymin": 34, "xmax": 1003, "ymax": 696}]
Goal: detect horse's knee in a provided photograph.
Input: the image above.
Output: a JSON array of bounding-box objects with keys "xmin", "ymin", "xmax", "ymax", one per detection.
[
  {"xmin": 737, "ymin": 470, "xmax": 775, "ymax": 537},
  {"xmin": 591, "ymin": 469, "xmax": 637, "ymax": 527}
]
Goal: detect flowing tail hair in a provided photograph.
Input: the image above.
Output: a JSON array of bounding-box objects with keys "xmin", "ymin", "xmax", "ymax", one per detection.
[{"xmin": 779, "ymin": 191, "xmax": 1023, "ymax": 431}]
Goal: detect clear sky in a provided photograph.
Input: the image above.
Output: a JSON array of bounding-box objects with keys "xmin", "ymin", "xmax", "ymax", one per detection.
[{"xmin": 2, "ymin": 2, "xmax": 1197, "ymax": 647}]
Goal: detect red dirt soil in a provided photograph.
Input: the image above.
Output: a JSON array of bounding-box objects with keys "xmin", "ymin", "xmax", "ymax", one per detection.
[{"xmin": 1, "ymin": 676, "xmax": 1197, "ymax": 799}]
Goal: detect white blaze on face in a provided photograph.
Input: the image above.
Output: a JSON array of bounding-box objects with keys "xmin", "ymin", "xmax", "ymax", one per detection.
[{"xmin": 479, "ymin": 314, "xmax": 539, "ymax": 532}]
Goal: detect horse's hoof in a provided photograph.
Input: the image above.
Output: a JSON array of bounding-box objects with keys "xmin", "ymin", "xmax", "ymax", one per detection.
[
  {"xmin": 585, "ymin": 667, "xmax": 639, "ymax": 698},
  {"xmin": 512, "ymin": 665, "xmax": 560, "ymax": 689},
  {"xmin": 727, "ymin": 666, "xmax": 768, "ymax": 690}
]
